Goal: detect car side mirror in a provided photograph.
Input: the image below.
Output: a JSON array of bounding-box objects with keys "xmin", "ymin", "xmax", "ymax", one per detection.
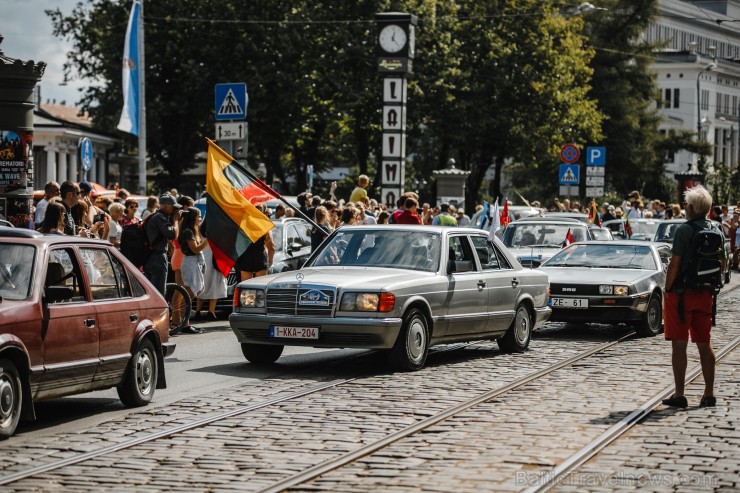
[
  {"xmin": 288, "ymin": 242, "xmax": 303, "ymax": 253},
  {"xmin": 45, "ymin": 286, "xmax": 73, "ymax": 303}
]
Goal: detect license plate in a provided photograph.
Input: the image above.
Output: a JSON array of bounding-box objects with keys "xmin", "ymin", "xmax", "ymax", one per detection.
[
  {"xmin": 270, "ymin": 325, "xmax": 320, "ymax": 339},
  {"xmin": 550, "ymin": 297, "xmax": 589, "ymax": 309}
]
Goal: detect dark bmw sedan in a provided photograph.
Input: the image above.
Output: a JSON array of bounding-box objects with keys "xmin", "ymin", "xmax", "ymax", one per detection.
[{"xmin": 539, "ymin": 240, "xmax": 672, "ymax": 337}]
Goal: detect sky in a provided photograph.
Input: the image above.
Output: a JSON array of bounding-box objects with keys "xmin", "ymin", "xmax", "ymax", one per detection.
[{"xmin": 2, "ymin": 0, "xmax": 94, "ymax": 107}]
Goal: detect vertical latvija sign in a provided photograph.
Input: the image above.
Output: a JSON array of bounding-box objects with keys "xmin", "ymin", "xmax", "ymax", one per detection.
[{"xmin": 376, "ymin": 12, "xmax": 416, "ymax": 207}]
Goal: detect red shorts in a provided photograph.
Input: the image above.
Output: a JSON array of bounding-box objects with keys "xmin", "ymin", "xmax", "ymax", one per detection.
[{"xmin": 663, "ymin": 290, "xmax": 713, "ymax": 343}]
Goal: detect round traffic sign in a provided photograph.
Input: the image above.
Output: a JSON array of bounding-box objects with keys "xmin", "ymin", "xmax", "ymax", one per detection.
[
  {"xmin": 560, "ymin": 144, "xmax": 580, "ymax": 164},
  {"xmin": 78, "ymin": 137, "xmax": 94, "ymax": 171}
]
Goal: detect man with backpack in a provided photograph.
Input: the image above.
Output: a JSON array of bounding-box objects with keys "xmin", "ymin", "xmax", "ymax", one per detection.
[
  {"xmin": 663, "ymin": 185, "xmax": 726, "ymax": 408},
  {"xmin": 144, "ymin": 194, "xmax": 181, "ymax": 296}
]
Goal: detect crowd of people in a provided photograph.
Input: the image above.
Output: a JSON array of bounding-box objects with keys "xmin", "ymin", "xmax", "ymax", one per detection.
[{"xmin": 24, "ymin": 176, "xmax": 740, "ymax": 340}]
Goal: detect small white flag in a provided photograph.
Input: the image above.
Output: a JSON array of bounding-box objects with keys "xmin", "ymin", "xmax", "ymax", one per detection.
[{"xmin": 488, "ymin": 199, "xmax": 501, "ymax": 241}]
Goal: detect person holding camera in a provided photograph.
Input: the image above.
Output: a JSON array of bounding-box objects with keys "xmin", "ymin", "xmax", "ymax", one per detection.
[
  {"xmin": 59, "ymin": 181, "xmax": 105, "ymax": 238},
  {"xmin": 144, "ymin": 194, "xmax": 181, "ymax": 296}
]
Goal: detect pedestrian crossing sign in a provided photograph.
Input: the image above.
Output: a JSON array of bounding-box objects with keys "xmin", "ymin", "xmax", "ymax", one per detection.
[
  {"xmin": 215, "ymin": 83, "xmax": 247, "ymax": 121},
  {"xmin": 559, "ymin": 164, "xmax": 580, "ymax": 185}
]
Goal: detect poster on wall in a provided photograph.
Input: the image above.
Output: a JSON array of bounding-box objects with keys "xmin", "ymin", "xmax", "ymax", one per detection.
[{"xmin": 0, "ymin": 129, "xmax": 32, "ymax": 193}]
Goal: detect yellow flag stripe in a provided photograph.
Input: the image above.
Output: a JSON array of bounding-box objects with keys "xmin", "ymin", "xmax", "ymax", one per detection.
[{"xmin": 206, "ymin": 139, "xmax": 274, "ymax": 243}]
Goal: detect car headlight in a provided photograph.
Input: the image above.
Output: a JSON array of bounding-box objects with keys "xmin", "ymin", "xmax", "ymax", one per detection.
[
  {"xmin": 614, "ymin": 285, "xmax": 629, "ymax": 296},
  {"xmin": 600, "ymin": 285, "xmax": 629, "ymax": 296},
  {"xmin": 238, "ymin": 288, "xmax": 265, "ymax": 308},
  {"xmin": 340, "ymin": 292, "xmax": 395, "ymax": 312}
]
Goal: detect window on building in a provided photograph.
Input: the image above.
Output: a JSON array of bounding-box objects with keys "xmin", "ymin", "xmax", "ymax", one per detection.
[
  {"xmin": 701, "ymin": 89, "xmax": 710, "ymax": 110},
  {"xmin": 673, "ymin": 88, "xmax": 680, "ymax": 108},
  {"xmin": 664, "ymin": 88, "xmax": 672, "ymax": 108}
]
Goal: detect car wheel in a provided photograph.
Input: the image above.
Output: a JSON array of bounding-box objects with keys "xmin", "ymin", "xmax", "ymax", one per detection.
[
  {"xmin": 241, "ymin": 343, "xmax": 284, "ymax": 364},
  {"xmin": 118, "ymin": 339, "xmax": 158, "ymax": 407},
  {"xmin": 0, "ymin": 359, "xmax": 22, "ymax": 439},
  {"xmin": 636, "ymin": 293, "xmax": 662, "ymax": 337},
  {"xmin": 498, "ymin": 304, "xmax": 532, "ymax": 353},
  {"xmin": 387, "ymin": 308, "xmax": 429, "ymax": 371}
]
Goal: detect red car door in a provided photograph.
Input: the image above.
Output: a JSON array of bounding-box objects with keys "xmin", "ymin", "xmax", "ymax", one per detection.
[
  {"xmin": 80, "ymin": 247, "xmax": 139, "ymax": 388},
  {"xmin": 37, "ymin": 247, "xmax": 98, "ymax": 400}
]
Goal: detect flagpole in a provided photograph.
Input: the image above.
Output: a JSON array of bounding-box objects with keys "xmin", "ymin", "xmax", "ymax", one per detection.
[{"xmin": 137, "ymin": 0, "xmax": 147, "ymax": 194}]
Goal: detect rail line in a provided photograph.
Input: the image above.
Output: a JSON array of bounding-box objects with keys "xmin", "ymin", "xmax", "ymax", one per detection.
[
  {"xmin": 254, "ymin": 332, "xmax": 637, "ymax": 493},
  {"xmin": 525, "ymin": 333, "xmax": 740, "ymax": 493},
  {"xmin": 0, "ymin": 342, "xmax": 468, "ymax": 486}
]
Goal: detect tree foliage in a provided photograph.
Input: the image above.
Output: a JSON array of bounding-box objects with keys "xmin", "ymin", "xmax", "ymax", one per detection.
[{"xmin": 49, "ymin": 0, "xmax": 662, "ymax": 206}]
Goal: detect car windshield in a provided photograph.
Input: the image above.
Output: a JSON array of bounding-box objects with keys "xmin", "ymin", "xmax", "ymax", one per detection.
[
  {"xmin": 503, "ymin": 223, "xmax": 587, "ymax": 248},
  {"xmin": 542, "ymin": 244, "xmax": 657, "ymax": 270},
  {"xmin": 590, "ymin": 228, "xmax": 612, "ymax": 241},
  {"xmin": 311, "ymin": 229, "xmax": 441, "ymax": 272},
  {"xmin": 0, "ymin": 244, "xmax": 35, "ymax": 300},
  {"xmin": 271, "ymin": 223, "xmax": 284, "ymax": 251},
  {"xmin": 654, "ymin": 222, "xmax": 684, "ymax": 242},
  {"xmin": 631, "ymin": 221, "xmax": 660, "ymax": 240}
]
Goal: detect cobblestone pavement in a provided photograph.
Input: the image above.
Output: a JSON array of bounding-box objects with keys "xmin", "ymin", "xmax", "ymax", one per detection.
[{"xmin": 1, "ymin": 285, "xmax": 738, "ymax": 492}]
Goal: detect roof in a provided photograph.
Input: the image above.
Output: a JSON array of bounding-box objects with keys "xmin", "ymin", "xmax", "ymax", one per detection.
[{"xmin": 38, "ymin": 102, "xmax": 92, "ymax": 127}]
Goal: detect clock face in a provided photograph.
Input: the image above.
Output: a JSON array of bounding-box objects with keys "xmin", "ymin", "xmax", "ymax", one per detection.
[{"xmin": 379, "ymin": 24, "xmax": 407, "ymax": 54}]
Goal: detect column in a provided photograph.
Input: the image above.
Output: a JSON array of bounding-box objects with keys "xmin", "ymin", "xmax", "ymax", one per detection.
[
  {"xmin": 45, "ymin": 147, "xmax": 57, "ymax": 183},
  {"xmin": 97, "ymin": 157, "xmax": 106, "ymax": 186},
  {"xmin": 89, "ymin": 153, "xmax": 98, "ymax": 183},
  {"xmin": 68, "ymin": 151, "xmax": 78, "ymax": 182},
  {"xmin": 58, "ymin": 151, "xmax": 68, "ymax": 183}
]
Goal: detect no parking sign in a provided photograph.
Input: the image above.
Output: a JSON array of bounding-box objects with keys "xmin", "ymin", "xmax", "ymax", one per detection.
[{"xmin": 560, "ymin": 144, "xmax": 580, "ymax": 164}]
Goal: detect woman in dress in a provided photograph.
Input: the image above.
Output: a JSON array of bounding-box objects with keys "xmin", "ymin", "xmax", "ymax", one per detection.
[
  {"xmin": 178, "ymin": 207, "xmax": 208, "ymax": 334},
  {"xmin": 192, "ymin": 218, "xmax": 227, "ymax": 321}
]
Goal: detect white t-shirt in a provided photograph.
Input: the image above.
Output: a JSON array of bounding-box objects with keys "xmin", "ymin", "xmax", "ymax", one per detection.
[
  {"xmin": 35, "ymin": 198, "xmax": 49, "ymax": 225},
  {"xmin": 108, "ymin": 221, "xmax": 122, "ymax": 243}
]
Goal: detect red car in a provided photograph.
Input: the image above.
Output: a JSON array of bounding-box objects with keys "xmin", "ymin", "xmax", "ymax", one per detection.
[{"xmin": 0, "ymin": 227, "xmax": 175, "ymax": 438}]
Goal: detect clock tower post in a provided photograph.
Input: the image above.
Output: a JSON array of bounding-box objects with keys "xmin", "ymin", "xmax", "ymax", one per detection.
[{"xmin": 376, "ymin": 12, "xmax": 416, "ymax": 207}]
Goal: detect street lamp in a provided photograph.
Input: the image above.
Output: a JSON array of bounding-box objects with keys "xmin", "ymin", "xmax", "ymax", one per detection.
[{"xmin": 696, "ymin": 62, "xmax": 717, "ymax": 141}]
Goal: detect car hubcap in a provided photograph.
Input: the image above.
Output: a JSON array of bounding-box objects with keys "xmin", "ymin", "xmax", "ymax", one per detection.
[
  {"xmin": 407, "ymin": 318, "xmax": 427, "ymax": 363},
  {"xmin": 0, "ymin": 377, "xmax": 14, "ymax": 422},
  {"xmin": 136, "ymin": 350, "xmax": 154, "ymax": 396},
  {"xmin": 515, "ymin": 308, "xmax": 530, "ymax": 345},
  {"xmin": 648, "ymin": 300, "xmax": 660, "ymax": 330}
]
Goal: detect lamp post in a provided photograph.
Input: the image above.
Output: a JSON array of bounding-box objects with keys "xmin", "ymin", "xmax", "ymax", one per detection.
[
  {"xmin": 696, "ymin": 62, "xmax": 716, "ymax": 172},
  {"xmin": 696, "ymin": 62, "xmax": 716, "ymax": 139}
]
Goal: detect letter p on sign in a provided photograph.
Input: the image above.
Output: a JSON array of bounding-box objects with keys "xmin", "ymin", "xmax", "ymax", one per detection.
[{"xmin": 587, "ymin": 147, "xmax": 606, "ymax": 166}]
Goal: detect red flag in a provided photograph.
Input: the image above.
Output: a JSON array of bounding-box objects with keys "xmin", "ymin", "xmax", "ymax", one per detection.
[
  {"xmin": 562, "ymin": 228, "xmax": 575, "ymax": 247},
  {"xmin": 625, "ymin": 217, "xmax": 633, "ymax": 238},
  {"xmin": 501, "ymin": 200, "xmax": 510, "ymax": 227}
]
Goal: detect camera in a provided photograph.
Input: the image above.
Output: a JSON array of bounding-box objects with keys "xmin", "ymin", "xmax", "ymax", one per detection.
[{"xmin": 94, "ymin": 212, "xmax": 106, "ymax": 223}]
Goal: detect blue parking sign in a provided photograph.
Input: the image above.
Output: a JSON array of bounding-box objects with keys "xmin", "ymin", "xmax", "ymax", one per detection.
[{"xmin": 586, "ymin": 147, "xmax": 606, "ymax": 166}]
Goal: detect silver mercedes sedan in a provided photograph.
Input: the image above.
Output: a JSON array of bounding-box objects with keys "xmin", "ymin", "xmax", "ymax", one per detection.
[
  {"xmin": 539, "ymin": 240, "xmax": 672, "ymax": 337},
  {"xmin": 229, "ymin": 225, "xmax": 551, "ymax": 371}
]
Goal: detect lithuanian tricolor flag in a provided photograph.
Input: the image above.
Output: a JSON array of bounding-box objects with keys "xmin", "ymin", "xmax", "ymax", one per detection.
[{"xmin": 205, "ymin": 138, "xmax": 275, "ymax": 277}]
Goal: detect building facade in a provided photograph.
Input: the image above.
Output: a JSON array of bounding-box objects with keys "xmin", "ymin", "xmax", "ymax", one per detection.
[{"xmin": 649, "ymin": 0, "xmax": 740, "ymax": 174}]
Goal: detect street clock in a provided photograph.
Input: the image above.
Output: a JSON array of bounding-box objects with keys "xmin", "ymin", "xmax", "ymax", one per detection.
[{"xmin": 376, "ymin": 12, "xmax": 417, "ymax": 73}]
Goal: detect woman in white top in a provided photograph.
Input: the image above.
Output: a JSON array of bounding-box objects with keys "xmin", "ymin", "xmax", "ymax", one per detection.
[{"xmin": 105, "ymin": 202, "xmax": 125, "ymax": 248}]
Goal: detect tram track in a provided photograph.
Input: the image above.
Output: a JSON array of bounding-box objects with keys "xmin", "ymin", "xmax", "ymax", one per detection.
[
  {"xmin": 525, "ymin": 333, "xmax": 740, "ymax": 493},
  {"xmin": 0, "ymin": 329, "xmax": 638, "ymax": 489}
]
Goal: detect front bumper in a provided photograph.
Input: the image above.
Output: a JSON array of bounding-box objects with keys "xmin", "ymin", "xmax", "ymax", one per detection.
[
  {"xmin": 229, "ymin": 313, "xmax": 404, "ymax": 349},
  {"xmin": 547, "ymin": 293, "xmax": 650, "ymax": 323},
  {"xmin": 161, "ymin": 341, "xmax": 177, "ymax": 357}
]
